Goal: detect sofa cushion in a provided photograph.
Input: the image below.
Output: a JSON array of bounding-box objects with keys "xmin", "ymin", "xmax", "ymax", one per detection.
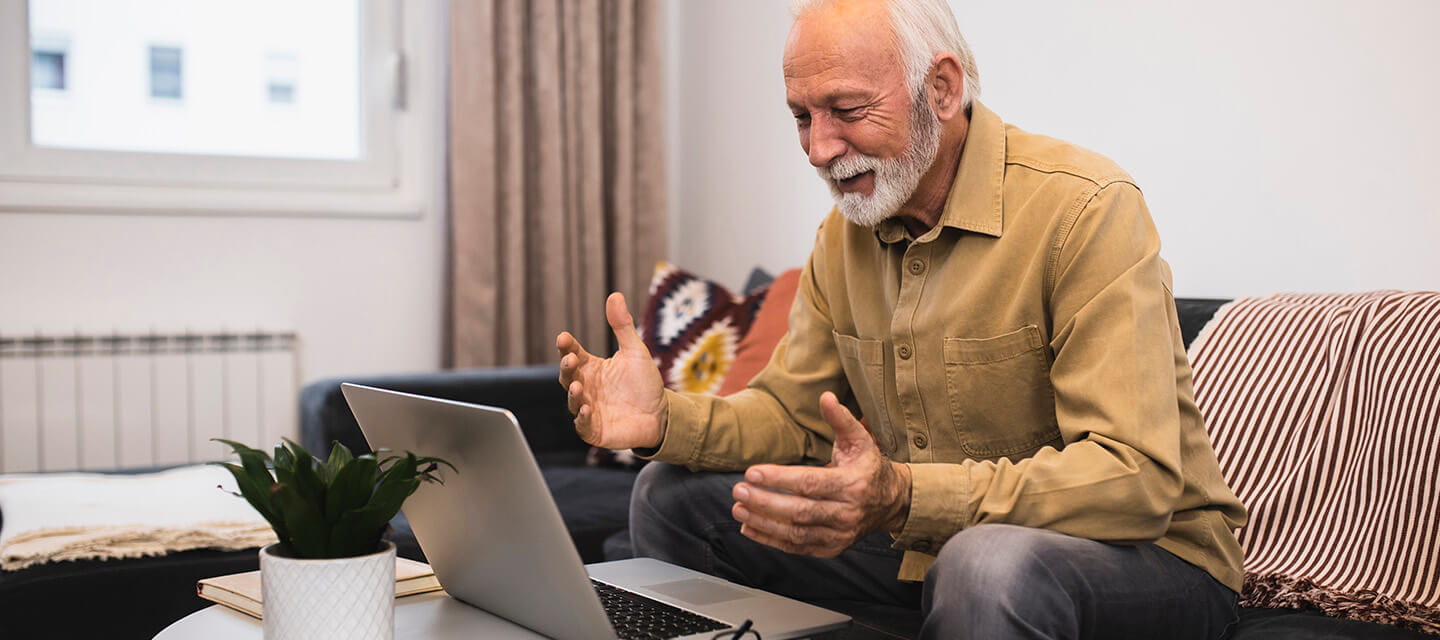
[
  {"xmin": 588, "ymin": 262, "xmax": 773, "ymax": 470},
  {"xmin": 719, "ymin": 268, "xmax": 803, "ymax": 396},
  {"xmin": 638, "ymin": 262, "xmax": 768, "ymax": 394}
]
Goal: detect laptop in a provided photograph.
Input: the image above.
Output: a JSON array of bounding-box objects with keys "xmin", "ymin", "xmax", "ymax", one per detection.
[{"xmin": 341, "ymin": 383, "xmax": 851, "ymax": 640}]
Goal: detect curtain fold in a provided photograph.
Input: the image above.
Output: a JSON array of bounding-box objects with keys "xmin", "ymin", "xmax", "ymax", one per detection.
[{"xmin": 449, "ymin": 0, "xmax": 666, "ymax": 367}]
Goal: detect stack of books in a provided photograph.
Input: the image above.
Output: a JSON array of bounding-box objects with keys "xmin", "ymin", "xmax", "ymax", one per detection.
[{"xmin": 196, "ymin": 557, "xmax": 443, "ymax": 618}]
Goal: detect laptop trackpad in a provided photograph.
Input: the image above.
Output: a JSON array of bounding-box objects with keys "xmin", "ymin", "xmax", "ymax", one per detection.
[{"xmin": 647, "ymin": 578, "xmax": 752, "ymax": 606}]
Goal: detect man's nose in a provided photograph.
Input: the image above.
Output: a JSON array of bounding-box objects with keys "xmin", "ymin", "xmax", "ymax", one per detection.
[{"xmin": 807, "ymin": 117, "xmax": 846, "ymax": 168}]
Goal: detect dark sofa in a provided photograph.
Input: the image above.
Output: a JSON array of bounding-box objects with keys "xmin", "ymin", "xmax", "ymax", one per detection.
[
  {"xmin": 294, "ymin": 298, "xmax": 1432, "ymax": 640},
  {"xmin": 0, "ymin": 298, "xmax": 1426, "ymax": 638}
]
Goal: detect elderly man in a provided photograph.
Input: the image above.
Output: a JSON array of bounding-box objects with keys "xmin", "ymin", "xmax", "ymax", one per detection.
[{"xmin": 556, "ymin": 0, "xmax": 1247, "ymax": 637}]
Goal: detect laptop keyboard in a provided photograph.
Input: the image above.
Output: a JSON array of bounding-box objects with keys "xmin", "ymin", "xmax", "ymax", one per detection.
[{"xmin": 592, "ymin": 579, "xmax": 732, "ymax": 639}]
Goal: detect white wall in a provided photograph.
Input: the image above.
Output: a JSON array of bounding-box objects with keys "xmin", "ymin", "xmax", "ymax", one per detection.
[
  {"xmin": 0, "ymin": 211, "xmax": 445, "ymax": 382},
  {"xmin": 665, "ymin": 1, "xmax": 835, "ymax": 291},
  {"xmin": 0, "ymin": 3, "xmax": 448, "ymax": 389},
  {"xmin": 666, "ymin": 0, "xmax": 1440, "ymax": 298}
]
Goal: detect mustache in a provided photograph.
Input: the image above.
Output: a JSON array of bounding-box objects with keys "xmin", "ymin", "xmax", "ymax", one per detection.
[{"xmin": 817, "ymin": 154, "xmax": 882, "ymax": 182}]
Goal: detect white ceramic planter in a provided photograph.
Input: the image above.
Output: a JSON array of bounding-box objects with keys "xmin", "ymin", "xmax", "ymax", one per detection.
[{"xmin": 259, "ymin": 541, "xmax": 396, "ymax": 640}]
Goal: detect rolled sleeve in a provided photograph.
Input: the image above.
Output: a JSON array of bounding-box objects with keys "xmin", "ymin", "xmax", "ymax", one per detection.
[{"xmin": 892, "ymin": 462, "xmax": 975, "ymax": 554}]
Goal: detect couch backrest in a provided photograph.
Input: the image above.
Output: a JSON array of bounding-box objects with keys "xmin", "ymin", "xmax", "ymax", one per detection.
[{"xmin": 1175, "ymin": 298, "xmax": 1230, "ymax": 349}]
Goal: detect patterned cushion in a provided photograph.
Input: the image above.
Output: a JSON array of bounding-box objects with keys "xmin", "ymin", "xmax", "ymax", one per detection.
[
  {"xmin": 586, "ymin": 263, "xmax": 769, "ymax": 469},
  {"xmin": 639, "ymin": 262, "xmax": 767, "ymax": 395}
]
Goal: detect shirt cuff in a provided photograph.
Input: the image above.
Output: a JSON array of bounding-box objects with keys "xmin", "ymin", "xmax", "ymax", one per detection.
[
  {"xmin": 633, "ymin": 389, "xmax": 706, "ymax": 466},
  {"xmin": 891, "ymin": 463, "xmax": 974, "ymax": 555}
]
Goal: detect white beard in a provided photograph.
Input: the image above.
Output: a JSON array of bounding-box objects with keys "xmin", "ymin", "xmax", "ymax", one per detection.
[{"xmin": 816, "ymin": 89, "xmax": 942, "ymax": 228}]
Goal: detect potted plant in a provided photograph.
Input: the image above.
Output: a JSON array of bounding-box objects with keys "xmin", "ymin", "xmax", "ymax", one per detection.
[{"xmin": 211, "ymin": 438, "xmax": 452, "ymax": 640}]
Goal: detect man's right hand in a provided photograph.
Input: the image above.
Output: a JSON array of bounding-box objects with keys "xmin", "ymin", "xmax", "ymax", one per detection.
[{"xmin": 556, "ymin": 292, "xmax": 667, "ymax": 450}]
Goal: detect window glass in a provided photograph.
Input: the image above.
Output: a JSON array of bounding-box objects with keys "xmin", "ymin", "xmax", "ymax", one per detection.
[
  {"xmin": 266, "ymin": 52, "xmax": 298, "ymax": 105},
  {"xmin": 30, "ymin": 49, "xmax": 65, "ymax": 90},
  {"xmin": 27, "ymin": 0, "xmax": 361, "ymax": 160},
  {"xmin": 148, "ymin": 45, "xmax": 182, "ymax": 100}
]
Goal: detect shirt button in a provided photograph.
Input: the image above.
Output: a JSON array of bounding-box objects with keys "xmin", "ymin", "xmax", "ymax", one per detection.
[
  {"xmin": 908, "ymin": 260, "xmax": 925, "ymax": 275},
  {"xmin": 897, "ymin": 344, "xmax": 912, "ymax": 360},
  {"xmin": 913, "ymin": 433, "xmax": 928, "ymax": 449}
]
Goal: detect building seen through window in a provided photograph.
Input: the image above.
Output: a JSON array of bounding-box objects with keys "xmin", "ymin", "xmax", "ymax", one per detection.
[
  {"xmin": 148, "ymin": 45, "xmax": 182, "ymax": 100},
  {"xmin": 31, "ymin": 46, "xmax": 66, "ymax": 90},
  {"xmin": 266, "ymin": 52, "xmax": 298, "ymax": 104},
  {"xmin": 27, "ymin": 0, "xmax": 360, "ymax": 160}
]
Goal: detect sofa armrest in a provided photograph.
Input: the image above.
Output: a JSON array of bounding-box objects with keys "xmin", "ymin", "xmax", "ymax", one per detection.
[{"xmin": 299, "ymin": 365, "xmax": 584, "ymax": 460}]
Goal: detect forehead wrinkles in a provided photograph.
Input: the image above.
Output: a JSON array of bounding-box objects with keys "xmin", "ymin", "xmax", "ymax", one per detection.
[
  {"xmin": 784, "ymin": 8, "xmax": 905, "ymax": 100},
  {"xmin": 783, "ymin": 47, "xmax": 850, "ymax": 81}
]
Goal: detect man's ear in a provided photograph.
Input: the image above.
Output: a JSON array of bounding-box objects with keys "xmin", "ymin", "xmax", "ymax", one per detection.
[{"xmin": 927, "ymin": 52, "xmax": 966, "ymax": 121}]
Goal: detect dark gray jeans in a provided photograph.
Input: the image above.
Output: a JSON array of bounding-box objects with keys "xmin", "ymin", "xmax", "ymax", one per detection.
[{"xmin": 630, "ymin": 463, "xmax": 1239, "ymax": 640}]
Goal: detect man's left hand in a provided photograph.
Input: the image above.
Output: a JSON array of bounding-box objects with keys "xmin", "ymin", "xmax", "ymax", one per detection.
[{"xmin": 731, "ymin": 391, "xmax": 912, "ymax": 557}]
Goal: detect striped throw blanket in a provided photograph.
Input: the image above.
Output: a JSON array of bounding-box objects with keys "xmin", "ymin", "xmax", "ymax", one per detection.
[{"xmin": 1190, "ymin": 291, "xmax": 1440, "ymax": 635}]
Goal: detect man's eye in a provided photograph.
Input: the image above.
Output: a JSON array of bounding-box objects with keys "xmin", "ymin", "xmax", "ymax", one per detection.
[
  {"xmin": 793, "ymin": 113, "xmax": 811, "ymax": 125},
  {"xmin": 835, "ymin": 107, "xmax": 863, "ymax": 119}
]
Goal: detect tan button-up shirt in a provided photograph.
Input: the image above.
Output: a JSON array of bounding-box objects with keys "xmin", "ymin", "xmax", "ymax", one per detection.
[{"xmin": 646, "ymin": 102, "xmax": 1247, "ymax": 592}]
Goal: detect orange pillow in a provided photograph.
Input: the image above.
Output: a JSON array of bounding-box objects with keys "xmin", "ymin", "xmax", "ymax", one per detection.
[{"xmin": 719, "ymin": 268, "xmax": 802, "ymax": 396}]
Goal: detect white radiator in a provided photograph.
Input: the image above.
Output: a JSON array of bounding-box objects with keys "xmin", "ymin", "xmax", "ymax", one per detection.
[{"xmin": 0, "ymin": 331, "xmax": 299, "ymax": 473}]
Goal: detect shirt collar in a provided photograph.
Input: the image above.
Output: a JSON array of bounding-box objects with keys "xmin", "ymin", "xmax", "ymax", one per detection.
[{"xmin": 875, "ymin": 101, "xmax": 1006, "ymax": 244}]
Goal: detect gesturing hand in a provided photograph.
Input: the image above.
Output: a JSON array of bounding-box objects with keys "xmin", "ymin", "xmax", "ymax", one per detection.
[
  {"xmin": 730, "ymin": 391, "xmax": 912, "ymax": 557},
  {"xmin": 555, "ymin": 292, "xmax": 668, "ymax": 450}
]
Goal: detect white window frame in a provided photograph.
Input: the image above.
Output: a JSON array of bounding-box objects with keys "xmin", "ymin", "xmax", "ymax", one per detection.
[{"xmin": 0, "ymin": 0, "xmax": 435, "ymax": 218}]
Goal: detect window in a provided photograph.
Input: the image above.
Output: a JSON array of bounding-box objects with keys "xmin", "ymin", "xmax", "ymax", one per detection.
[
  {"xmin": 148, "ymin": 45, "xmax": 182, "ymax": 100},
  {"xmin": 30, "ymin": 46, "xmax": 64, "ymax": 90},
  {"xmin": 0, "ymin": 0, "xmax": 437, "ymax": 217},
  {"xmin": 266, "ymin": 52, "xmax": 298, "ymax": 105}
]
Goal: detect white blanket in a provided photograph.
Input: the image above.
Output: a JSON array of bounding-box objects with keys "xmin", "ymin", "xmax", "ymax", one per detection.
[{"xmin": 0, "ymin": 465, "xmax": 277, "ymax": 571}]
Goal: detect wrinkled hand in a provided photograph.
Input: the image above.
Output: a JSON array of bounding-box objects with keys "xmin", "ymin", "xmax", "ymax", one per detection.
[
  {"xmin": 556, "ymin": 292, "xmax": 667, "ymax": 450},
  {"xmin": 731, "ymin": 392, "xmax": 912, "ymax": 557}
]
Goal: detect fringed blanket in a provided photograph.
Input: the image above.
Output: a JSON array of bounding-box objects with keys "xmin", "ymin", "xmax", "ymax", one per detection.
[
  {"xmin": 1190, "ymin": 291, "xmax": 1440, "ymax": 635},
  {"xmin": 0, "ymin": 465, "xmax": 276, "ymax": 571}
]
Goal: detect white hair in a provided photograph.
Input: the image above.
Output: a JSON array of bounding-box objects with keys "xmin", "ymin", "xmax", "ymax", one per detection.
[{"xmin": 791, "ymin": 0, "xmax": 981, "ymax": 108}]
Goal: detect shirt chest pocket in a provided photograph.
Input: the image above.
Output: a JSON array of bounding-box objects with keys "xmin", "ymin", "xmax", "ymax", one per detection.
[
  {"xmin": 943, "ymin": 325, "xmax": 1062, "ymax": 460},
  {"xmin": 832, "ymin": 331, "xmax": 898, "ymax": 455}
]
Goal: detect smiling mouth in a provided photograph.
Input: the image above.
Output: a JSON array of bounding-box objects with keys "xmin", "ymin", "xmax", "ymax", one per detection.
[{"xmin": 836, "ymin": 170, "xmax": 873, "ymax": 188}]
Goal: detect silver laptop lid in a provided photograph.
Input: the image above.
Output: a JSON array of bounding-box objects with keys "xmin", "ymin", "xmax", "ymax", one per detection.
[{"xmin": 340, "ymin": 383, "xmax": 617, "ymax": 640}]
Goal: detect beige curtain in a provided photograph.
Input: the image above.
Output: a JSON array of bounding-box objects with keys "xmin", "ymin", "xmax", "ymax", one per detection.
[{"xmin": 448, "ymin": 0, "xmax": 666, "ymax": 367}]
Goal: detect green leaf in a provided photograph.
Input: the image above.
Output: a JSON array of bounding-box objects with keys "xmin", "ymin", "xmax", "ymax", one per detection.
[
  {"xmin": 336, "ymin": 476, "xmax": 420, "ymax": 556},
  {"xmin": 323, "ymin": 456, "xmax": 378, "ymax": 523},
  {"xmin": 412, "ymin": 456, "xmax": 457, "ymax": 484},
  {"xmin": 209, "ymin": 439, "xmax": 281, "ymax": 528},
  {"xmin": 329, "ymin": 509, "xmax": 388, "ymax": 558},
  {"xmin": 211, "ymin": 436, "xmax": 451, "ymax": 558},
  {"xmin": 281, "ymin": 439, "xmax": 327, "ymax": 507},
  {"xmin": 273, "ymin": 443, "xmax": 294, "ymax": 473},
  {"xmin": 207, "ymin": 461, "xmax": 288, "ymax": 542},
  {"xmin": 321, "ymin": 440, "xmax": 354, "ymax": 485},
  {"xmin": 270, "ymin": 482, "xmax": 330, "ymax": 558}
]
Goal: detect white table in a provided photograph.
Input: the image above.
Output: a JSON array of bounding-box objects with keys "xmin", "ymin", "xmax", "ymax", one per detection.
[{"xmin": 154, "ymin": 592, "xmax": 549, "ymax": 639}]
